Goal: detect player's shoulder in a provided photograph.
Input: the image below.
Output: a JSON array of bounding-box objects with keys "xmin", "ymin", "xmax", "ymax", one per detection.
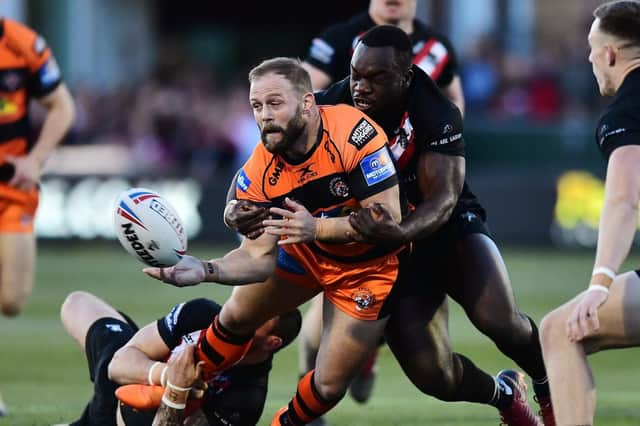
[
  {"xmin": 409, "ymin": 67, "xmax": 461, "ymax": 119},
  {"xmin": 315, "ymin": 77, "xmax": 352, "ymax": 106},
  {"xmin": 2, "ymin": 18, "xmax": 43, "ymax": 54},
  {"xmin": 320, "ymin": 104, "xmax": 384, "ymax": 151}
]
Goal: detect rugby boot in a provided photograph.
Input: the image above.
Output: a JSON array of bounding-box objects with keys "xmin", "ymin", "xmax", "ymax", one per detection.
[
  {"xmin": 349, "ymin": 347, "xmax": 378, "ymax": 403},
  {"xmin": 534, "ymin": 395, "xmax": 556, "ymax": 426},
  {"xmin": 497, "ymin": 370, "xmax": 542, "ymax": 426},
  {"xmin": 115, "ymin": 384, "xmax": 164, "ymax": 409}
]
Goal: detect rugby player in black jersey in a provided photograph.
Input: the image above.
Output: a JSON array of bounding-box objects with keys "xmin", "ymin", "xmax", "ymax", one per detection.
[
  {"xmin": 59, "ymin": 291, "xmax": 301, "ymax": 425},
  {"xmin": 303, "ymin": 0, "xmax": 464, "ymax": 113},
  {"xmin": 540, "ymin": 1, "xmax": 640, "ymax": 424},
  {"xmin": 225, "ymin": 26, "xmax": 553, "ymax": 426}
]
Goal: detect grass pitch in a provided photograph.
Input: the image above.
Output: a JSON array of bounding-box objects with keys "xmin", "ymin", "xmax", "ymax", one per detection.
[{"xmin": 2, "ymin": 243, "xmax": 640, "ymax": 425}]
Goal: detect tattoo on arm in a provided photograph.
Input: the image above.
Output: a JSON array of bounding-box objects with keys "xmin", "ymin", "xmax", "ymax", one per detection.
[{"xmin": 152, "ymin": 404, "xmax": 184, "ymax": 426}]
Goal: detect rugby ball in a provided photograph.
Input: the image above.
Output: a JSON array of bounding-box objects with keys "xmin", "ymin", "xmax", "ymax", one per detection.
[{"xmin": 113, "ymin": 188, "xmax": 187, "ymax": 267}]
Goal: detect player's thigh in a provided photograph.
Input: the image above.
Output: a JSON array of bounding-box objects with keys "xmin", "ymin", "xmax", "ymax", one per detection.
[
  {"xmin": 446, "ymin": 233, "xmax": 519, "ymax": 322},
  {"xmin": 221, "ymin": 275, "xmax": 319, "ymax": 332},
  {"xmin": 385, "ymin": 290, "xmax": 451, "ymax": 372},
  {"xmin": 301, "ymin": 293, "xmax": 323, "ymax": 345},
  {"xmin": 0, "ymin": 231, "xmax": 35, "ymax": 294},
  {"xmin": 61, "ymin": 291, "xmax": 127, "ymax": 350},
  {"xmin": 314, "ymin": 301, "xmax": 387, "ymax": 389}
]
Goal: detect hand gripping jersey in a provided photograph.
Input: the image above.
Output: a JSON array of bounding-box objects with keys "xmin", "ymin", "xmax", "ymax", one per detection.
[
  {"xmin": 595, "ymin": 68, "xmax": 640, "ymax": 160},
  {"xmin": 0, "ymin": 18, "xmax": 62, "ymax": 200},
  {"xmin": 316, "ymin": 65, "xmax": 486, "ymax": 224},
  {"xmin": 305, "ymin": 12, "xmax": 459, "ymax": 88},
  {"xmin": 235, "ymin": 104, "xmax": 399, "ymax": 264}
]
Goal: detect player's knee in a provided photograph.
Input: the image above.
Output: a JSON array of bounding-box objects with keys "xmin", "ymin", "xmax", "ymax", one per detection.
[
  {"xmin": 218, "ymin": 303, "xmax": 261, "ymax": 335},
  {"xmin": 60, "ymin": 291, "xmax": 91, "ymax": 321},
  {"xmin": 1, "ymin": 288, "xmax": 32, "ymax": 316},
  {"xmin": 312, "ymin": 375, "xmax": 348, "ymax": 402},
  {"xmin": 539, "ymin": 309, "xmax": 566, "ymax": 350}
]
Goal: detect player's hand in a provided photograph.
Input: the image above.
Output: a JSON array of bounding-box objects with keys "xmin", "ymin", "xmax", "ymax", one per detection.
[
  {"xmin": 264, "ymin": 198, "xmax": 316, "ymax": 245},
  {"xmin": 143, "ymin": 255, "xmax": 206, "ymax": 287},
  {"xmin": 166, "ymin": 344, "xmax": 205, "ymax": 391},
  {"xmin": 566, "ymin": 288, "xmax": 609, "ymax": 342},
  {"xmin": 224, "ymin": 200, "xmax": 269, "ymax": 239},
  {"xmin": 348, "ymin": 203, "xmax": 405, "ymax": 246},
  {"xmin": 5, "ymin": 154, "xmax": 40, "ymax": 191}
]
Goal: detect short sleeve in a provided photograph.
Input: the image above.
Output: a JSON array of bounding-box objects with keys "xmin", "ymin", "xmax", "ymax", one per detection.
[
  {"xmin": 596, "ymin": 111, "xmax": 640, "ymax": 159},
  {"xmin": 156, "ymin": 298, "xmax": 221, "ymax": 349},
  {"xmin": 234, "ymin": 147, "xmax": 272, "ymax": 205},
  {"xmin": 419, "ymin": 103, "xmax": 465, "ymax": 157}
]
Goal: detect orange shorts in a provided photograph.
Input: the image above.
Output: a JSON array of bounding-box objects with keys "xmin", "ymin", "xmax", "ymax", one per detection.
[
  {"xmin": 0, "ymin": 184, "xmax": 39, "ymax": 233},
  {"xmin": 274, "ymin": 245, "xmax": 401, "ymax": 321}
]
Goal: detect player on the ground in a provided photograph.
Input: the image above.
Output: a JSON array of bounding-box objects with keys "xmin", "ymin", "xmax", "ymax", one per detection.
[
  {"xmin": 539, "ymin": 2, "xmax": 640, "ymax": 424},
  {"xmin": 226, "ymin": 26, "xmax": 552, "ymax": 426},
  {"xmin": 60, "ymin": 290, "xmax": 301, "ymax": 425},
  {"xmin": 0, "ymin": 17, "xmax": 75, "ymax": 416},
  {"xmin": 144, "ymin": 57, "xmax": 406, "ymax": 426},
  {"xmin": 304, "ymin": 0, "xmax": 464, "ymax": 113}
]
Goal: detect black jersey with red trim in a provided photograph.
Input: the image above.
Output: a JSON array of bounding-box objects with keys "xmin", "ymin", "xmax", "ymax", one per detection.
[
  {"xmin": 154, "ymin": 299, "xmax": 271, "ymax": 426},
  {"xmin": 315, "ymin": 65, "xmax": 486, "ymax": 223},
  {"xmin": 305, "ymin": 12, "xmax": 458, "ymax": 88},
  {"xmin": 595, "ymin": 68, "xmax": 640, "ymax": 160}
]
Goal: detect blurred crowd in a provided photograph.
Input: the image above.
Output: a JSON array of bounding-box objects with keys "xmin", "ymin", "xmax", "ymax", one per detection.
[{"xmin": 44, "ymin": 30, "xmax": 606, "ymax": 177}]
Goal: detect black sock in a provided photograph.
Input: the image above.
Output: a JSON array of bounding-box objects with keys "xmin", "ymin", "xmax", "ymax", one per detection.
[
  {"xmin": 451, "ymin": 354, "xmax": 498, "ymax": 404},
  {"xmin": 532, "ymin": 376, "xmax": 550, "ymax": 398},
  {"xmin": 494, "ymin": 315, "xmax": 547, "ymax": 382}
]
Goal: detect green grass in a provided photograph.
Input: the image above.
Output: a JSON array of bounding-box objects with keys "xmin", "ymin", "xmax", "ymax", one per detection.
[{"xmin": 3, "ymin": 243, "xmax": 640, "ymax": 425}]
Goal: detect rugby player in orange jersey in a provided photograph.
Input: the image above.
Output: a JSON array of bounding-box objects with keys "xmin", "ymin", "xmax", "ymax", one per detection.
[{"xmin": 144, "ymin": 57, "xmax": 408, "ymax": 425}]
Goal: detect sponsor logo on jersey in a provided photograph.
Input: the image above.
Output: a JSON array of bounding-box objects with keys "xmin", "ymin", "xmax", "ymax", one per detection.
[
  {"xmin": 38, "ymin": 57, "xmax": 61, "ymax": 88},
  {"xmin": 428, "ymin": 131, "xmax": 462, "ymax": 147},
  {"xmin": 351, "ymin": 288, "xmax": 376, "ymax": 311},
  {"xmin": 2, "ymin": 71, "xmax": 22, "ymax": 91},
  {"xmin": 329, "ymin": 177, "xmax": 350, "ymax": 198},
  {"xmin": 413, "ymin": 39, "xmax": 449, "ymax": 80},
  {"xmin": 33, "ymin": 36, "xmax": 47, "ymax": 55},
  {"xmin": 360, "ymin": 148, "xmax": 396, "ymax": 187},
  {"xmin": 461, "ymin": 211, "xmax": 477, "ymax": 223},
  {"xmin": 105, "ymin": 323, "xmax": 123, "ymax": 332},
  {"xmin": 0, "ymin": 98, "xmax": 18, "ymax": 116},
  {"xmin": 443, "ymin": 124, "xmax": 453, "ymax": 134},
  {"xmin": 120, "ymin": 222, "xmax": 164, "ymax": 267},
  {"xmin": 237, "ymin": 169, "xmax": 251, "ymax": 192},
  {"xmin": 296, "ymin": 164, "xmax": 317, "ymax": 184},
  {"xmin": 349, "ymin": 118, "xmax": 378, "ymax": 150},
  {"xmin": 268, "ymin": 161, "xmax": 284, "ymax": 186},
  {"xmin": 309, "ymin": 38, "xmax": 335, "ymax": 65},
  {"xmin": 598, "ymin": 123, "xmax": 626, "ymax": 146},
  {"xmin": 164, "ymin": 302, "xmax": 186, "ymax": 332}
]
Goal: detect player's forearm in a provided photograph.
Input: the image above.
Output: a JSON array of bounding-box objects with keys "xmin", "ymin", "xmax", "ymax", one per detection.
[
  {"xmin": 108, "ymin": 346, "xmax": 163, "ymax": 385},
  {"xmin": 592, "ymin": 196, "xmax": 638, "ymax": 284},
  {"xmin": 30, "ymin": 86, "xmax": 75, "ymax": 166},
  {"xmin": 204, "ymin": 248, "xmax": 275, "ymax": 285},
  {"xmin": 401, "ymin": 192, "xmax": 457, "ymax": 242},
  {"xmin": 152, "ymin": 404, "xmax": 184, "ymax": 426},
  {"xmin": 315, "ymin": 216, "xmax": 358, "ymax": 243}
]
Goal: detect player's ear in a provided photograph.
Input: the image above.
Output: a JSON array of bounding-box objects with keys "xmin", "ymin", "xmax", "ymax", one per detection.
[
  {"xmin": 404, "ymin": 68, "xmax": 414, "ymax": 88},
  {"xmin": 265, "ymin": 335, "xmax": 283, "ymax": 352},
  {"xmin": 302, "ymin": 92, "xmax": 314, "ymax": 114},
  {"xmin": 606, "ymin": 45, "xmax": 616, "ymax": 67}
]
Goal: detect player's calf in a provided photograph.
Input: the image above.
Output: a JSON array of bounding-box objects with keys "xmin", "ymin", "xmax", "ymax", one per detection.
[{"xmin": 197, "ymin": 316, "xmax": 253, "ymax": 372}]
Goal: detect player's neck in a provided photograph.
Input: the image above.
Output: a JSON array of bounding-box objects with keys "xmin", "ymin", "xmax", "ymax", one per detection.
[
  {"xmin": 615, "ymin": 61, "xmax": 640, "ymax": 92},
  {"xmin": 283, "ymin": 110, "xmax": 321, "ymax": 162},
  {"xmin": 369, "ymin": 13, "xmax": 414, "ymax": 34}
]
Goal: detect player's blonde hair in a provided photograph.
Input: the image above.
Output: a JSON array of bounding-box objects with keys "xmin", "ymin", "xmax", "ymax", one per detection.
[{"xmin": 248, "ymin": 57, "xmax": 312, "ymax": 96}]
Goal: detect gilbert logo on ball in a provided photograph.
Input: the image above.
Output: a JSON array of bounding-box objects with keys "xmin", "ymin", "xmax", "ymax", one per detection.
[{"xmin": 113, "ymin": 188, "xmax": 187, "ymax": 267}]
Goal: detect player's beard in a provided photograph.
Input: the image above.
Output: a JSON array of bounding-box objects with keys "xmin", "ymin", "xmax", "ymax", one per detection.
[{"xmin": 261, "ymin": 106, "xmax": 307, "ymax": 154}]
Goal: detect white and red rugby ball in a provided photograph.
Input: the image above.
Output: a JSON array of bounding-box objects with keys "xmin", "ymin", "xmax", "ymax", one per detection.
[{"xmin": 113, "ymin": 188, "xmax": 187, "ymax": 267}]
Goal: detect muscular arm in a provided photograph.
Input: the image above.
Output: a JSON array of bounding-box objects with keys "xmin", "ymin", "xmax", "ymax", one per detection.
[
  {"xmin": 441, "ymin": 76, "xmax": 465, "ymax": 117},
  {"xmin": 591, "ymin": 145, "xmax": 640, "ymax": 279},
  {"xmin": 302, "ymin": 61, "xmax": 332, "ymax": 91},
  {"xmin": 108, "ymin": 323, "xmax": 170, "ymax": 384},
  {"xmin": 316, "ymin": 184, "xmax": 402, "ymax": 243},
  {"xmin": 401, "ymin": 152, "xmax": 464, "ymax": 242},
  {"xmin": 31, "ymin": 84, "xmax": 75, "ymax": 166}
]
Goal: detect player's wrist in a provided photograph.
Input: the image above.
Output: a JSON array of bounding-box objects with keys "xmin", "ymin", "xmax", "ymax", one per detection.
[
  {"xmin": 590, "ymin": 266, "xmax": 616, "ymax": 289},
  {"xmin": 162, "ymin": 380, "xmax": 191, "ymax": 409},
  {"xmin": 202, "ymin": 260, "xmax": 216, "ymax": 282}
]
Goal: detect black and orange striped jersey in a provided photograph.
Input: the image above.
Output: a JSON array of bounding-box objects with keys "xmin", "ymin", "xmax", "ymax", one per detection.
[
  {"xmin": 0, "ymin": 18, "xmax": 62, "ymax": 162},
  {"xmin": 234, "ymin": 104, "xmax": 399, "ymax": 263},
  {"xmin": 305, "ymin": 12, "xmax": 459, "ymax": 88}
]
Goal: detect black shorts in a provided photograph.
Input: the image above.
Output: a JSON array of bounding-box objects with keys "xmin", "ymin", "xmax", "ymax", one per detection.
[
  {"xmin": 392, "ymin": 209, "xmax": 493, "ymax": 299},
  {"xmin": 71, "ymin": 314, "xmax": 138, "ymax": 426}
]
